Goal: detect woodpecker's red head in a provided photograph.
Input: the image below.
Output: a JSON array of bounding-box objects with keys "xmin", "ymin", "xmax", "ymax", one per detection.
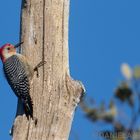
[{"xmin": 0, "ymin": 42, "xmax": 23, "ymax": 62}]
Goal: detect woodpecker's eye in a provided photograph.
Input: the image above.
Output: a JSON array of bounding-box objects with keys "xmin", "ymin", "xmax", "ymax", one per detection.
[{"xmin": 7, "ymin": 47, "xmax": 10, "ymax": 50}]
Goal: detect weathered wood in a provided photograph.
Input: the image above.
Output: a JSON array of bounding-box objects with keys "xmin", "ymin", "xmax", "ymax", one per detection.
[{"xmin": 12, "ymin": 0, "xmax": 84, "ymax": 140}]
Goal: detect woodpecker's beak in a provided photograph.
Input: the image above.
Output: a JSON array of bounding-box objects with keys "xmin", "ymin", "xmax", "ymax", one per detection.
[{"xmin": 14, "ymin": 42, "xmax": 24, "ymax": 48}]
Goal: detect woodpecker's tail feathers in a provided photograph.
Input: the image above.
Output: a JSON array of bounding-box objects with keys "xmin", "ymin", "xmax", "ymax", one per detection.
[{"xmin": 23, "ymin": 97, "xmax": 33, "ymax": 119}]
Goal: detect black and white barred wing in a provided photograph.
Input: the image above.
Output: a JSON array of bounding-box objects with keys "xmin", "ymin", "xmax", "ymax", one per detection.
[{"xmin": 3, "ymin": 55, "xmax": 33, "ymax": 118}]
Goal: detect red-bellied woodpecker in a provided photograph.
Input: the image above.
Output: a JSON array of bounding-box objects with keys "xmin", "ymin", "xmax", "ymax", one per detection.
[{"xmin": 0, "ymin": 42, "xmax": 45, "ymax": 119}]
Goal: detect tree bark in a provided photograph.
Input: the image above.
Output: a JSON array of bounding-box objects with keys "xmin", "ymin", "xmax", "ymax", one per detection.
[{"xmin": 12, "ymin": 0, "xmax": 84, "ymax": 140}]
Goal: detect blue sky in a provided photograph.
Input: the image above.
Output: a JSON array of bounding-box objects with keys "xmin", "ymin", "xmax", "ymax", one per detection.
[{"xmin": 0, "ymin": 0, "xmax": 140, "ymax": 140}]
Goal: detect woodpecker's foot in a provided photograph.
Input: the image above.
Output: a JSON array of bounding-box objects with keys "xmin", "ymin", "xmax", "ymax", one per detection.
[{"xmin": 34, "ymin": 61, "xmax": 46, "ymax": 77}]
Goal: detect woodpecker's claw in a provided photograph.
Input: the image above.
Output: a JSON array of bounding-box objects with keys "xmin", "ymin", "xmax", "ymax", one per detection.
[{"xmin": 34, "ymin": 61, "xmax": 46, "ymax": 77}]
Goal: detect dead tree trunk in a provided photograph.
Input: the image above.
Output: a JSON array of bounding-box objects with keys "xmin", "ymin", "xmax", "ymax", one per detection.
[{"xmin": 12, "ymin": 0, "xmax": 84, "ymax": 140}]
